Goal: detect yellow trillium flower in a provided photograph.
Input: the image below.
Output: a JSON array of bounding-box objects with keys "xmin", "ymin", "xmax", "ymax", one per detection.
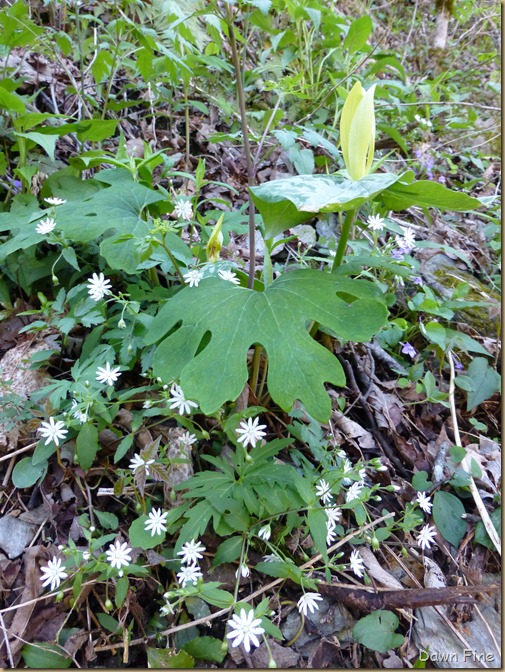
[
  {"xmin": 340, "ymin": 81, "xmax": 376, "ymax": 181},
  {"xmin": 206, "ymin": 213, "xmax": 224, "ymax": 262}
]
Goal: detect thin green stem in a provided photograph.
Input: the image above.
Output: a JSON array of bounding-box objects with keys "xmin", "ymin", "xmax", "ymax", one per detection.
[
  {"xmin": 225, "ymin": 5, "xmax": 256, "ymax": 289},
  {"xmin": 250, "ymin": 344, "xmax": 262, "ymax": 398},
  {"xmin": 159, "ymin": 235, "xmax": 185, "ymax": 283},
  {"xmin": 331, "ymin": 209, "xmax": 356, "ymax": 271}
]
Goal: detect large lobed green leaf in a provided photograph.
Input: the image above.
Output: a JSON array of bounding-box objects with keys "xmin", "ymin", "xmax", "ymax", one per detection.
[{"xmin": 144, "ymin": 269, "xmax": 388, "ymax": 422}]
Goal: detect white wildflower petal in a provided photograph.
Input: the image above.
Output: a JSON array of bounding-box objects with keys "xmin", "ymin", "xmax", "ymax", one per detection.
[
  {"xmin": 177, "ymin": 563, "xmax": 202, "ymax": 587},
  {"xmin": 367, "ymin": 214, "xmax": 385, "ymax": 232},
  {"xmin": 71, "ymin": 399, "xmax": 88, "ymax": 423},
  {"xmin": 105, "ymin": 540, "xmax": 132, "ymax": 570},
  {"xmin": 326, "ymin": 506, "xmax": 341, "ymax": 525},
  {"xmin": 349, "ymin": 549, "xmax": 365, "ymax": 578},
  {"xmin": 129, "ymin": 453, "xmax": 156, "ymax": 475},
  {"xmin": 183, "ymin": 269, "xmax": 203, "ymax": 288},
  {"xmin": 38, "ymin": 417, "xmax": 68, "ymax": 447},
  {"xmin": 297, "ymin": 592, "xmax": 323, "ymax": 616},
  {"xmin": 326, "ymin": 523, "xmax": 337, "ymax": 546},
  {"xmin": 235, "ymin": 563, "xmax": 250, "ymax": 578},
  {"xmin": 96, "ymin": 362, "xmax": 122, "ymax": 386},
  {"xmin": 36, "ymin": 218, "xmax": 56, "ymax": 234},
  {"xmin": 345, "ymin": 481, "xmax": 364, "ymax": 503},
  {"xmin": 315, "ymin": 479, "xmax": 333, "ymax": 504},
  {"xmin": 177, "ymin": 539, "xmax": 206, "ymax": 565},
  {"xmin": 226, "ymin": 608, "xmax": 265, "ymax": 653},
  {"xmin": 417, "ymin": 524, "xmax": 437, "ymax": 550},
  {"xmin": 179, "ymin": 431, "xmax": 197, "ymax": 447},
  {"xmin": 218, "ymin": 269, "xmax": 240, "ymax": 284},
  {"xmin": 258, "ymin": 525, "xmax": 271, "ymax": 541},
  {"xmin": 236, "ymin": 417, "xmax": 267, "ymax": 448},
  {"xmin": 145, "ymin": 508, "xmax": 169, "ymax": 537},
  {"xmin": 39, "ymin": 556, "xmax": 68, "ymax": 591},
  {"xmin": 262, "ymin": 554, "xmax": 278, "ymax": 563},
  {"xmin": 86, "ymin": 272, "xmax": 112, "ymax": 301},
  {"xmin": 44, "ymin": 197, "xmax": 67, "ymax": 206},
  {"xmin": 174, "ymin": 199, "xmax": 193, "ymax": 221},
  {"xmin": 168, "ymin": 383, "xmax": 198, "ymax": 415},
  {"xmin": 415, "ymin": 491, "xmax": 433, "ymax": 514}
]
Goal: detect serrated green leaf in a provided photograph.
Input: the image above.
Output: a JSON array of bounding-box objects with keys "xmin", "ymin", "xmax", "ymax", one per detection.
[
  {"xmin": 145, "ymin": 270, "xmax": 388, "ymax": 422},
  {"xmin": 433, "ymin": 491, "xmax": 466, "ymax": 547},
  {"xmin": 250, "ymin": 172, "xmax": 400, "ymax": 239},
  {"xmin": 353, "ymin": 610, "xmax": 404, "ymax": 653}
]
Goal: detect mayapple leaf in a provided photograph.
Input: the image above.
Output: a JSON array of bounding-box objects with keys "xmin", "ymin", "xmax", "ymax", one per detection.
[
  {"xmin": 250, "ymin": 172, "xmax": 400, "ymax": 239},
  {"xmin": 144, "ymin": 269, "xmax": 388, "ymax": 422},
  {"xmin": 380, "ymin": 179, "xmax": 480, "ymax": 211}
]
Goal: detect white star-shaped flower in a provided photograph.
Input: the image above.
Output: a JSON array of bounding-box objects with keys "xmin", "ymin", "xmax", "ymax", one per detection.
[
  {"xmin": 395, "ymin": 227, "xmax": 416, "ymax": 252},
  {"xmin": 218, "ymin": 269, "xmax": 240, "ymax": 284},
  {"xmin": 326, "ymin": 506, "xmax": 341, "ymax": 525},
  {"xmin": 71, "ymin": 399, "xmax": 88, "ymax": 423},
  {"xmin": 345, "ymin": 481, "xmax": 364, "ymax": 503},
  {"xmin": 129, "ymin": 453, "xmax": 156, "ymax": 475},
  {"xmin": 226, "ymin": 608, "xmax": 265, "ymax": 653},
  {"xmin": 258, "ymin": 525, "xmax": 271, "ymax": 541},
  {"xmin": 36, "ymin": 218, "xmax": 56, "ymax": 234},
  {"xmin": 96, "ymin": 362, "xmax": 121, "ymax": 386},
  {"xmin": 235, "ymin": 562, "xmax": 250, "ymax": 578},
  {"xmin": 86, "ymin": 272, "xmax": 112, "ymax": 301},
  {"xmin": 145, "ymin": 508, "xmax": 169, "ymax": 537},
  {"xmin": 342, "ymin": 458, "xmax": 354, "ymax": 485},
  {"xmin": 105, "ymin": 540, "xmax": 132, "ymax": 570},
  {"xmin": 315, "ymin": 479, "xmax": 333, "ymax": 504},
  {"xmin": 173, "ymin": 199, "xmax": 193, "ymax": 221},
  {"xmin": 262, "ymin": 554, "xmax": 278, "ymax": 563},
  {"xmin": 38, "ymin": 417, "xmax": 68, "ymax": 446},
  {"xmin": 168, "ymin": 383, "xmax": 198, "ymax": 415},
  {"xmin": 177, "ymin": 539, "xmax": 206, "ymax": 565},
  {"xmin": 415, "ymin": 491, "xmax": 433, "ymax": 514},
  {"xmin": 297, "ymin": 592, "xmax": 323, "ymax": 616},
  {"xmin": 183, "ymin": 269, "xmax": 203, "ymax": 287},
  {"xmin": 44, "ymin": 197, "xmax": 67, "ymax": 206},
  {"xmin": 417, "ymin": 524, "xmax": 437, "ymax": 550},
  {"xmin": 177, "ymin": 563, "xmax": 202, "ymax": 587},
  {"xmin": 40, "ymin": 556, "xmax": 68, "ymax": 591},
  {"xmin": 326, "ymin": 523, "xmax": 337, "ymax": 546},
  {"xmin": 236, "ymin": 417, "xmax": 267, "ymax": 448},
  {"xmin": 349, "ymin": 549, "xmax": 365, "ymax": 578},
  {"xmin": 179, "ymin": 431, "xmax": 197, "ymax": 448},
  {"xmin": 367, "ymin": 214, "xmax": 385, "ymax": 232}
]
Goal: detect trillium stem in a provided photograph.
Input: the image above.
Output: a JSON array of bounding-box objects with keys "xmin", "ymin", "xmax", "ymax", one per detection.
[
  {"xmin": 225, "ymin": 4, "xmax": 256, "ymax": 289},
  {"xmin": 250, "ymin": 344, "xmax": 262, "ymax": 398},
  {"xmin": 332, "ymin": 209, "xmax": 357, "ymax": 271}
]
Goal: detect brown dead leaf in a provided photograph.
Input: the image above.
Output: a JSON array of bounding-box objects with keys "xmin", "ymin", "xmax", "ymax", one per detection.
[{"xmin": 330, "ymin": 410, "xmax": 376, "ymax": 450}]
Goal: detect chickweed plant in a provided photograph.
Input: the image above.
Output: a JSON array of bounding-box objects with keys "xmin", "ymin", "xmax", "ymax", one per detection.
[{"xmin": 0, "ymin": 0, "xmax": 499, "ymax": 665}]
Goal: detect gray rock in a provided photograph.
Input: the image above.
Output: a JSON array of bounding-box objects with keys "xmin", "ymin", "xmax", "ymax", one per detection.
[{"xmin": 0, "ymin": 515, "xmax": 37, "ymax": 558}]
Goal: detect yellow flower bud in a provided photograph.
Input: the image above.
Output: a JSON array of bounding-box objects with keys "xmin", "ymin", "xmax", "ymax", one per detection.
[
  {"xmin": 206, "ymin": 213, "xmax": 224, "ymax": 263},
  {"xmin": 340, "ymin": 81, "xmax": 376, "ymax": 181}
]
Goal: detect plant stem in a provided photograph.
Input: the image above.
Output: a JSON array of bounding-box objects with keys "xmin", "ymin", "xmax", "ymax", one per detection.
[
  {"xmin": 331, "ymin": 209, "xmax": 356, "ymax": 271},
  {"xmin": 225, "ymin": 4, "xmax": 256, "ymax": 289},
  {"xmin": 160, "ymin": 235, "xmax": 185, "ymax": 283},
  {"xmin": 250, "ymin": 344, "xmax": 262, "ymax": 398}
]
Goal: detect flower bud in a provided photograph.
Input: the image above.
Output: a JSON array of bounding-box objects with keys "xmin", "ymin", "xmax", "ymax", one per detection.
[
  {"xmin": 118, "ymin": 318, "xmax": 126, "ymax": 329},
  {"xmin": 104, "ymin": 598, "xmax": 113, "ymax": 611},
  {"xmin": 340, "ymin": 81, "xmax": 376, "ymax": 181},
  {"xmin": 268, "ymin": 657, "xmax": 278, "ymax": 668},
  {"xmin": 371, "ymin": 535, "xmax": 380, "ymax": 551},
  {"xmin": 206, "ymin": 213, "xmax": 224, "ymax": 263},
  {"xmin": 55, "ymin": 591, "xmax": 64, "ymax": 603}
]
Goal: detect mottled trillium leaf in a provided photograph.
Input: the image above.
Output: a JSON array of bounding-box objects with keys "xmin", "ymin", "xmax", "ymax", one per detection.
[
  {"xmin": 144, "ymin": 269, "xmax": 388, "ymax": 423},
  {"xmin": 250, "ymin": 172, "xmax": 400, "ymax": 239}
]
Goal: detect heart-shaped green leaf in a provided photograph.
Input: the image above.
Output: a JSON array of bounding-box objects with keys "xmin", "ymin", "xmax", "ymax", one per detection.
[
  {"xmin": 250, "ymin": 172, "xmax": 401, "ymax": 239},
  {"xmin": 144, "ymin": 269, "xmax": 388, "ymax": 422}
]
